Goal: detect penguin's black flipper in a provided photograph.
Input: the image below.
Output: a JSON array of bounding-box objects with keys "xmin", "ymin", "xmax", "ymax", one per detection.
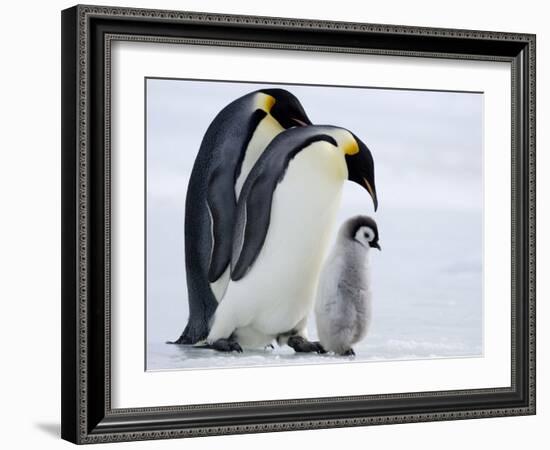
[
  {"xmin": 230, "ymin": 172, "xmax": 275, "ymax": 281},
  {"xmin": 230, "ymin": 128, "xmax": 338, "ymax": 281},
  {"xmin": 205, "ymin": 108, "xmax": 268, "ymax": 283},
  {"xmin": 205, "ymin": 164, "xmax": 238, "ymax": 283}
]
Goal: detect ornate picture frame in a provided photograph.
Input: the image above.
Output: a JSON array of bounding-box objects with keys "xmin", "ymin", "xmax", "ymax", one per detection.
[{"xmin": 61, "ymin": 4, "xmax": 535, "ymax": 444}]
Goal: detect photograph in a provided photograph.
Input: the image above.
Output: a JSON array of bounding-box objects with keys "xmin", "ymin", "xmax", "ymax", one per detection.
[
  {"xmin": 59, "ymin": 4, "xmax": 536, "ymax": 444},
  {"xmin": 145, "ymin": 78, "xmax": 484, "ymax": 371},
  {"xmin": 2, "ymin": 0, "xmax": 543, "ymax": 445}
]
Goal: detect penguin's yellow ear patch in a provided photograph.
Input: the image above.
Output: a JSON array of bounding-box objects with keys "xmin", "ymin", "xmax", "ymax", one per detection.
[
  {"xmin": 263, "ymin": 94, "xmax": 276, "ymax": 112},
  {"xmin": 343, "ymin": 138, "xmax": 359, "ymax": 155}
]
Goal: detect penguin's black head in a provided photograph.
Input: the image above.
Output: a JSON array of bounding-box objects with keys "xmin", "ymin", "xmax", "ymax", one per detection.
[
  {"xmin": 260, "ymin": 88, "xmax": 312, "ymax": 129},
  {"xmin": 345, "ymin": 215, "xmax": 381, "ymax": 250},
  {"xmin": 345, "ymin": 133, "xmax": 378, "ymax": 211}
]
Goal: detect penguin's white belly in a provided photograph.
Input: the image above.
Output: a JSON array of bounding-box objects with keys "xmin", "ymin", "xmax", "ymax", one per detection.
[{"xmin": 212, "ymin": 142, "xmax": 347, "ymax": 347}]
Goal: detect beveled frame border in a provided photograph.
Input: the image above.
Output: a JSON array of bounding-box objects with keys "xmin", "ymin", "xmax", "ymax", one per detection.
[{"xmin": 61, "ymin": 4, "xmax": 536, "ymax": 444}]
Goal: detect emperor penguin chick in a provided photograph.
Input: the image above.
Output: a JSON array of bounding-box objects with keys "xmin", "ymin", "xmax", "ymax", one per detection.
[{"xmin": 315, "ymin": 216, "xmax": 381, "ymax": 356}]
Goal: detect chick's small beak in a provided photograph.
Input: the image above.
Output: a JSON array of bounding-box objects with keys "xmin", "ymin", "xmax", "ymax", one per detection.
[{"xmin": 372, "ymin": 241, "xmax": 381, "ymax": 251}]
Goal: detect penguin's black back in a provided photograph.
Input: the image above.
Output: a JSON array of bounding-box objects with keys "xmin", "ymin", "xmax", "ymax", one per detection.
[{"xmin": 181, "ymin": 91, "xmax": 267, "ymax": 343}]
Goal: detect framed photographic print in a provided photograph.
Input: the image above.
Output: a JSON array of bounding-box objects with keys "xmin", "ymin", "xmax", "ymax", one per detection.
[{"xmin": 61, "ymin": 4, "xmax": 536, "ymax": 444}]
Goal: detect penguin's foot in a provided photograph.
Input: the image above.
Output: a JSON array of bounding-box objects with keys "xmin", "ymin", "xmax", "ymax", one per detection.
[
  {"xmin": 209, "ymin": 338, "xmax": 243, "ymax": 353},
  {"xmin": 167, "ymin": 322, "xmax": 208, "ymax": 345},
  {"xmin": 340, "ymin": 348, "xmax": 356, "ymax": 357},
  {"xmin": 287, "ymin": 336, "xmax": 327, "ymax": 354}
]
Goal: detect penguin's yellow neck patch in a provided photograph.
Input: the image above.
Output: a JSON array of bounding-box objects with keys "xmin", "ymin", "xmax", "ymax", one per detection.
[
  {"xmin": 257, "ymin": 93, "xmax": 276, "ymax": 113},
  {"xmin": 265, "ymin": 94, "xmax": 276, "ymax": 112},
  {"xmin": 342, "ymin": 137, "xmax": 359, "ymax": 156}
]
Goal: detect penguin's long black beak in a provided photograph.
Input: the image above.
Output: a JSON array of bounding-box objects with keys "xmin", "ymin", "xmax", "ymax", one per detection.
[
  {"xmin": 291, "ymin": 117, "xmax": 311, "ymax": 127},
  {"xmin": 345, "ymin": 136, "xmax": 378, "ymax": 211}
]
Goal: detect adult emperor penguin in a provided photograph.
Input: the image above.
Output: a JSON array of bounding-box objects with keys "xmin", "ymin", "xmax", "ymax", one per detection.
[
  {"xmin": 315, "ymin": 216, "xmax": 381, "ymax": 356},
  {"xmin": 205, "ymin": 125, "xmax": 378, "ymax": 352},
  {"xmin": 170, "ymin": 89, "xmax": 312, "ymax": 345}
]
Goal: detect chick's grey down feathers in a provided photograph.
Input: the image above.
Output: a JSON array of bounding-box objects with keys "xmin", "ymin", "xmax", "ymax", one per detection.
[{"xmin": 315, "ymin": 216, "xmax": 377, "ymax": 355}]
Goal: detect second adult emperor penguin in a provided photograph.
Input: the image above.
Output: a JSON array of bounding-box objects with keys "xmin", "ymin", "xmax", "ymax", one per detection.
[
  {"xmin": 205, "ymin": 125, "xmax": 378, "ymax": 352},
  {"xmin": 171, "ymin": 89, "xmax": 312, "ymax": 345}
]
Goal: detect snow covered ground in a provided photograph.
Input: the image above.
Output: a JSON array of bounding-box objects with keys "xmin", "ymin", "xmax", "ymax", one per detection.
[
  {"xmin": 145, "ymin": 79, "xmax": 483, "ymax": 371},
  {"xmin": 146, "ymin": 208, "xmax": 483, "ymax": 371}
]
